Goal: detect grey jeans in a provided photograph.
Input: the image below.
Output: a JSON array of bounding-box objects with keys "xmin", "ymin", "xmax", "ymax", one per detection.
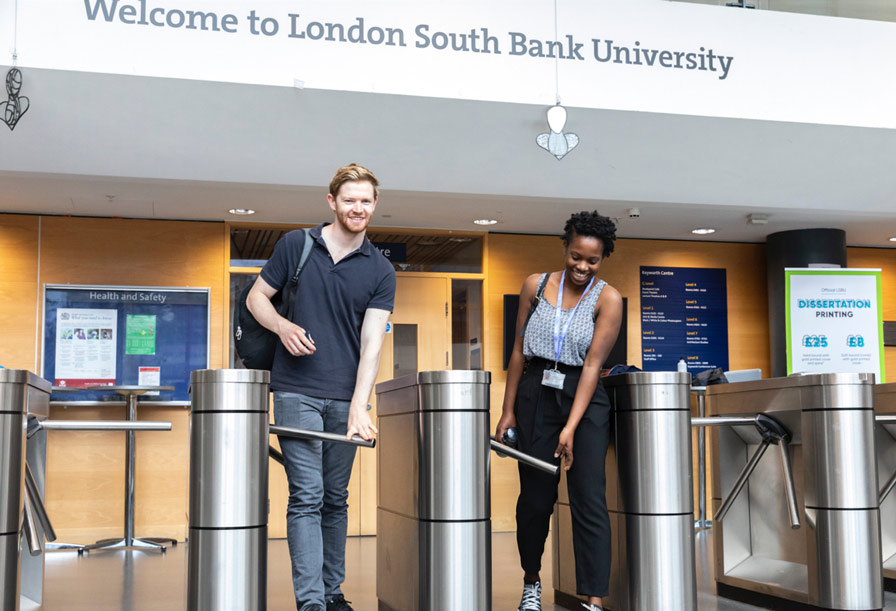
[{"xmin": 273, "ymin": 391, "xmax": 358, "ymax": 611}]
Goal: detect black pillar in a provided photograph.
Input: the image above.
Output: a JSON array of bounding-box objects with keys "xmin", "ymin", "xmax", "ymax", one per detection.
[{"xmin": 766, "ymin": 229, "xmax": 847, "ymax": 377}]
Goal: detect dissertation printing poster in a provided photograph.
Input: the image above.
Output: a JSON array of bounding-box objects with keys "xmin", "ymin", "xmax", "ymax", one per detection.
[
  {"xmin": 785, "ymin": 268, "xmax": 884, "ymax": 381},
  {"xmin": 640, "ymin": 266, "xmax": 729, "ymax": 373}
]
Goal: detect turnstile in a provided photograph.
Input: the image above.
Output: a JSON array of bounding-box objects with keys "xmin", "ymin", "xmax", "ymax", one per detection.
[
  {"xmin": 375, "ymin": 370, "xmax": 557, "ymax": 611},
  {"xmin": 706, "ymin": 373, "xmax": 883, "ymax": 610},
  {"xmin": 2, "ymin": 369, "xmax": 173, "ymax": 610},
  {"xmin": 188, "ymin": 369, "xmax": 270, "ymax": 611},
  {"xmin": 1, "ymin": 369, "xmax": 51, "ymax": 611},
  {"xmin": 873, "ymin": 383, "xmax": 896, "ymax": 592},
  {"xmin": 552, "ymin": 371, "xmax": 696, "ymax": 611},
  {"xmin": 187, "ymin": 368, "xmax": 375, "ymax": 611},
  {"xmin": 376, "ymin": 371, "xmax": 492, "ymax": 611}
]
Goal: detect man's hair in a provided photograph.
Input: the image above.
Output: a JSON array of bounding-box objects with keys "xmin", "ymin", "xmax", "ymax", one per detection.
[
  {"xmin": 562, "ymin": 210, "xmax": 617, "ymax": 257},
  {"xmin": 329, "ymin": 163, "xmax": 379, "ymax": 200}
]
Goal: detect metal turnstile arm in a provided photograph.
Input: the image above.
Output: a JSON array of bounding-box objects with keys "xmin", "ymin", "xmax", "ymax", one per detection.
[
  {"xmin": 715, "ymin": 437, "xmax": 771, "ymax": 523},
  {"xmin": 39, "ymin": 420, "xmax": 172, "ymax": 431},
  {"xmin": 880, "ymin": 469, "xmax": 896, "ymax": 506},
  {"xmin": 877, "ymin": 415, "xmax": 896, "ymax": 441},
  {"xmin": 25, "ymin": 462, "xmax": 57, "ymax": 542},
  {"xmin": 712, "ymin": 414, "xmax": 799, "ymax": 527},
  {"xmin": 691, "ymin": 416, "xmax": 756, "ymax": 427},
  {"xmin": 778, "ymin": 440, "xmax": 801, "ymax": 529},
  {"xmin": 490, "ymin": 437, "xmax": 560, "ymax": 475},
  {"xmin": 269, "ymin": 445, "xmax": 285, "ymax": 466},
  {"xmin": 269, "ymin": 425, "xmax": 376, "ymax": 448},
  {"xmin": 22, "ymin": 487, "xmax": 43, "ymax": 556}
]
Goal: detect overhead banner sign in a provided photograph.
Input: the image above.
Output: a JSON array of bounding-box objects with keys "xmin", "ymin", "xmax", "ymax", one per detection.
[
  {"xmin": 785, "ymin": 268, "xmax": 884, "ymax": 381},
  {"xmin": 4, "ymin": 0, "xmax": 896, "ymax": 127},
  {"xmin": 640, "ymin": 266, "xmax": 728, "ymax": 373}
]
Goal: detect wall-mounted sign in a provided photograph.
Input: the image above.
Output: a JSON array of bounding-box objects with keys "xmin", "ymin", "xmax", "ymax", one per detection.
[
  {"xmin": 43, "ymin": 285, "xmax": 210, "ymax": 401},
  {"xmin": 640, "ymin": 266, "xmax": 728, "ymax": 373},
  {"xmin": 785, "ymin": 268, "xmax": 884, "ymax": 381},
  {"xmin": 372, "ymin": 242, "xmax": 407, "ymax": 262}
]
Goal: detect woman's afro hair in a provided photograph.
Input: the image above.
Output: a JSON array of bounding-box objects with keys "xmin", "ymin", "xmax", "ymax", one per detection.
[{"xmin": 562, "ymin": 210, "xmax": 616, "ymax": 257}]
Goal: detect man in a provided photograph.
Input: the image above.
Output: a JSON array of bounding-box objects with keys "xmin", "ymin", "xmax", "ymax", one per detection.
[{"xmin": 247, "ymin": 164, "xmax": 395, "ymax": 611}]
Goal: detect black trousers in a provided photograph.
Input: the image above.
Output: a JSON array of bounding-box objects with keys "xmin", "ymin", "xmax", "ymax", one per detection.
[{"xmin": 514, "ymin": 358, "xmax": 612, "ymax": 597}]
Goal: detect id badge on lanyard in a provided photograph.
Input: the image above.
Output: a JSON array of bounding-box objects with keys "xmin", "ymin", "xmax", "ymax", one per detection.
[
  {"xmin": 541, "ymin": 271, "xmax": 593, "ymax": 390},
  {"xmin": 542, "ymin": 368, "xmax": 565, "ymax": 389}
]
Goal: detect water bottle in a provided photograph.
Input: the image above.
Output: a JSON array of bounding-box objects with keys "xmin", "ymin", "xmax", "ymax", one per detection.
[
  {"xmin": 677, "ymin": 357, "xmax": 688, "ymax": 373},
  {"xmin": 502, "ymin": 426, "xmax": 519, "ymax": 449}
]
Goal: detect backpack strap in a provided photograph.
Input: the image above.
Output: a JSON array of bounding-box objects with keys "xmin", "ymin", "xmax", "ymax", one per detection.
[
  {"xmin": 284, "ymin": 228, "xmax": 314, "ymax": 321},
  {"xmin": 520, "ymin": 273, "xmax": 549, "ymax": 338}
]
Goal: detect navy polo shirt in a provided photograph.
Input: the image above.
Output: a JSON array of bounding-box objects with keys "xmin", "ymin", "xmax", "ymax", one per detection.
[{"xmin": 260, "ymin": 223, "xmax": 396, "ymax": 400}]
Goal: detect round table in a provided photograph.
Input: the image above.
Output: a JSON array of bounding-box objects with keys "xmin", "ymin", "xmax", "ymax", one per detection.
[{"xmin": 83, "ymin": 385, "xmax": 175, "ymax": 552}]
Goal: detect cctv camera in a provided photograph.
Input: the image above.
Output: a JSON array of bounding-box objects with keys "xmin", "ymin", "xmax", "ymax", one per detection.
[{"xmin": 627, "ymin": 208, "xmax": 640, "ymax": 218}]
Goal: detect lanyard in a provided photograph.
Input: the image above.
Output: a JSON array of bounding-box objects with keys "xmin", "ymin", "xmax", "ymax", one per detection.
[{"xmin": 552, "ymin": 271, "xmax": 595, "ymax": 367}]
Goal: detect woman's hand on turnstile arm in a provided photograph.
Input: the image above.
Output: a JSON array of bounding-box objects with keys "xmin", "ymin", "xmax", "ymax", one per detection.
[
  {"xmin": 555, "ymin": 426, "xmax": 575, "ymax": 470},
  {"xmin": 495, "ymin": 412, "xmax": 517, "ymax": 445}
]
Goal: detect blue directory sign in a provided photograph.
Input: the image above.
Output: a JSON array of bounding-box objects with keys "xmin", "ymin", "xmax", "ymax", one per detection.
[{"xmin": 640, "ymin": 266, "xmax": 729, "ymax": 373}]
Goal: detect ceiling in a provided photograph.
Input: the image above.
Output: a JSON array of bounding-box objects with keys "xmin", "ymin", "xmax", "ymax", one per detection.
[
  {"xmin": 672, "ymin": 0, "xmax": 896, "ymax": 21},
  {"xmin": 1, "ymin": 67, "xmax": 895, "ymax": 247}
]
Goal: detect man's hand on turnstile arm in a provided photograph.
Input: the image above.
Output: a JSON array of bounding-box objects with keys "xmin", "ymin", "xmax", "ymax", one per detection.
[
  {"xmin": 347, "ymin": 403, "xmax": 378, "ymax": 442},
  {"xmin": 555, "ymin": 426, "xmax": 574, "ymax": 470}
]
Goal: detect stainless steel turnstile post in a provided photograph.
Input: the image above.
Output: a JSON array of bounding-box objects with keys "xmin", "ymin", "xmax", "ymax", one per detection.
[
  {"xmin": 553, "ymin": 371, "xmax": 695, "ymax": 611},
  {"xmin": 188, "ymin": 369, "xmax": 270, "ymax": 611},
  {"xmin": 1, "ymin": 370, "xmax": 30, "ymax": 611},
  {"xmin": 1, "ymin": 370, "xmax": 53, "ymax": 611},
  {"xmin": 873, "ymin": 384, "xmax": 896, "ymax": 592},
  {"xmin": 692, "ymin": 386, "xmax": 710, "ymax": 529},
  {"xmin": 376, "ymin": 371, "xmax": 492, "ymax": 611},
  {"xmin": 375, "ymin": 371, "xmax": 557, "ymax": 611},
  {"xmin": 187, "ymin": 369, "xmax": 375, "ymax": 611},
  {"xmin": 707, "ymin": 373, "xmax": 882, "ymax": 610}
]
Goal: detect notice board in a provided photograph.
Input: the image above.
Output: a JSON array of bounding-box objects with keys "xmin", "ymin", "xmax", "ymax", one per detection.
[
  {"xmin": 42, "ymin": 285, "xmax": 210, "ymax": 401},
  {"xmin": 640, "ymin": 266, "xmax": 729, "ymax": 373},
  {"xmin": 785, "ymin": 268, "xmax": 884, "ymax": 381}
]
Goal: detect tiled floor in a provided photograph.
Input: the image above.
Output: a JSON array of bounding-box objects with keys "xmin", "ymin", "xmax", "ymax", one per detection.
[{"xmin": 24, "ymin": 530, "xmax": 896, "ymax": 610}]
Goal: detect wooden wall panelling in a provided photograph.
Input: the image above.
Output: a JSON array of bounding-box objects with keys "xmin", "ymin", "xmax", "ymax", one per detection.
[
  {"xmin": 607, "ymin": 239, "xmax": 770, "ymax": 375},
  {"xmin": 45, "ymin": 405, "xmax": 129, "ymax": 542},
  {"xmin": 38, "ymin": 216, "xmax": 226, "ymax": 543},
  {"xmin": 15, "ymin": 213, "xmax": 896, "ymax": 542},
  {"xmin": 268, "ymin": 397, "xmax": 290, "ymax": 539},
  {"xmin": 486, "ymin": 234, "xmax": 562, "ymax": 532},
  {"xmin": 359, "ymin": 332, "xmax": 394, "ymax": 536},
  {"xmin": 0, "ymin": 214, "xmax": 40, "ymax": 370},
  {"xmin": 848, "ymin": 247, "xmax": 896, "ymax": 383},
  {"xmin": 484, "ymin": 234, "xmax": 771, "ymax": 531}
]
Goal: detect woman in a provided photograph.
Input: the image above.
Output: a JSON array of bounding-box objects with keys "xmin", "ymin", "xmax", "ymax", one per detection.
[{"xmin": 496, "ymin": 211, "xmax": 622, "ymax": 611}]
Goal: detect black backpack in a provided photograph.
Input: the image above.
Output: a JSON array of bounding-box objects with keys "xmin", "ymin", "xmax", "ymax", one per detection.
[{"xmin": 234, "ymin": 228, "xmax": 313, "ymax": 370}]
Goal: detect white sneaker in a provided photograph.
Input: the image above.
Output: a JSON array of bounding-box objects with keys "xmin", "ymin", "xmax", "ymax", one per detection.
[
  {"xmin": 518, "ymin": 581, "xmax": 542, "ymax": 611},
  {"xmin": 580, "ymin": 603, "xmax": 604, "ymax": 611}
]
